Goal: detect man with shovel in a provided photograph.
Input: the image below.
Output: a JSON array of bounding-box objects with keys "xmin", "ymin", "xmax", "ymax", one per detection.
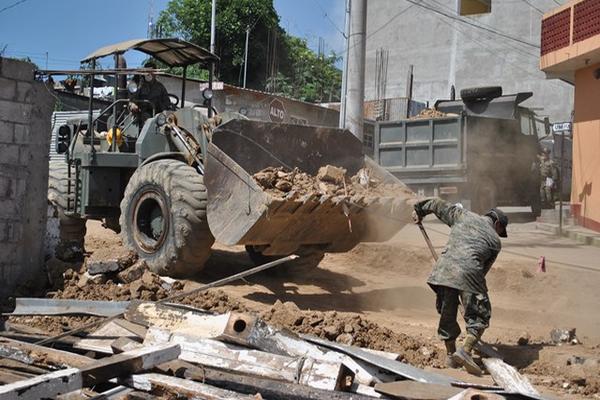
[{"xmin": 412, "ymin": 198, "xmax": 508, "ymax": 375}]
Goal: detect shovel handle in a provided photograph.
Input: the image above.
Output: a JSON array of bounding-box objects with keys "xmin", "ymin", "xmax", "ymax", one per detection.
[{"xmin": 418, "ymin": 222, "xmax": 439, "ymax": 262}]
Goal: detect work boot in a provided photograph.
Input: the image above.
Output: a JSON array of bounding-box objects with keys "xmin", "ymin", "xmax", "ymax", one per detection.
[
  {"xmin": 444, "ymin": 340, "xmax": 460, "ymax": 368},
  {"xmin": 452, "ymin": 334, "xmax": 483, "ymax": 376}
]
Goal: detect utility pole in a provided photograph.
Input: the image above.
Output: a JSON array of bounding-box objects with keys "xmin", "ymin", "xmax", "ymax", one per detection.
[
  {"xmin": 339, "ymin": 0, "xmax": 351, "ymax": 129},
  {"xmin": 210, "ymin": 0, "xmax": 216, "ymax": 53},
  {"xmin": 345, "ymin": 0, "xmax": 367, "ymax": 141},
  {"xmin": 243, "ymin": 27, "xmax": 250, "ymax": 88}
]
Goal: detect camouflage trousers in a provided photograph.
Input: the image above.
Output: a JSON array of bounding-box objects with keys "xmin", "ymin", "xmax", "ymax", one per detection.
[
  {"xmin": 434, "ymin": 286, "xmax": 491, "ymax": 341},
  {"xmin": 540, "ymin": 183, "xmax": 555, "ymax": 208}
]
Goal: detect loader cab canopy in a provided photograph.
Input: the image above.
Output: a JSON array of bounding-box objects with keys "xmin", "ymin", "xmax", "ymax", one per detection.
[{"xmin": 81, "ymin": 38, "xmax": 219, "ymax": 67}]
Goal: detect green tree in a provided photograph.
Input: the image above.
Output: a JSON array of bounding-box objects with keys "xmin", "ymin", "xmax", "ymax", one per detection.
[
  {"xmin": 156, "ymin": 0, "xmax": 342, "ymax": 103},
  {"xmin": 157, "ymin": 0, "xmax": 281, "ymax": 88}
]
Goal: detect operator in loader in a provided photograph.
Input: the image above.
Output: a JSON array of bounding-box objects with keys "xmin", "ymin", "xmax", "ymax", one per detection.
[
  {"xmin": 412, "ymin": 198, "xmax": 508, "ymax": 376},
  {"xmin": 129, "ymin": 59, "xmax": 171, "ymax": 123}
]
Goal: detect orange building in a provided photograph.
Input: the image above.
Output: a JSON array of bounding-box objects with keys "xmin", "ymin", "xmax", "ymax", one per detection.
[{"xmin": 540, "ymin": 0, "xmax": 600, "ymax": 232}]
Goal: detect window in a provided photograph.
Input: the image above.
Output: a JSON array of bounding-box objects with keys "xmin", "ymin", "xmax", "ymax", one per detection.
[{"xmin": 458, "ymin": 0, "xmax": 491, "ymax": 16}]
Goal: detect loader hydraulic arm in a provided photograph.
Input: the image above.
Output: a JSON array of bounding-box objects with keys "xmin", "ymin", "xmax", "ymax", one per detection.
[{"xmin": 162, "ymin": 114, "xmax": 205, "ymax": 174}]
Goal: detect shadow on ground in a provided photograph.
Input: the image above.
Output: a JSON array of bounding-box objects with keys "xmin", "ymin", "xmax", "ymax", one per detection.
[{"xmin": 187, "ymin": 247, "xmax": 368, "ymax": 299}]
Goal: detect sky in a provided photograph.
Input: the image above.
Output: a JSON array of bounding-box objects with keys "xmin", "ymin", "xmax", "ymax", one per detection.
[{"xmin": 0, "ymin": 0, "xmax": 346, "ymax": 70}]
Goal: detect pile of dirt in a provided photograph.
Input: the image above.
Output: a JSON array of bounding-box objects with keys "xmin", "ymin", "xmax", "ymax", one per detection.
[
  {"xmin": 524, "ymin": 358, "xmax": 600, "ymax": 397},
  {"xmin": 410, "ymin": 108, "xmax": 449, "ymax": 120},
  {"xmin": 259, "ymin": 300, "xmax": 444, "ymax": 368},
  {"xmin": 252, "ymin": 165, "xmax": 414, "ymax": 200}
]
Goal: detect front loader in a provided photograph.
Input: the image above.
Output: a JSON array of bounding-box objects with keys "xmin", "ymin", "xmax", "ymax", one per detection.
[{"xmin": 45, "ymin": 38, "xmax": 415, "ymax": 277}]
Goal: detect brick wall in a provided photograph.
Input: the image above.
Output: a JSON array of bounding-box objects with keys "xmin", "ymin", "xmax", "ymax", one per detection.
[{"xmin": 0, "ymin": 57, "xmax": 54, "ymax": 302}]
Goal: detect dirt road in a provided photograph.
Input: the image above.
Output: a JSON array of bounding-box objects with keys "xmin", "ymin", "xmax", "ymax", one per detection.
[{"xmin": 61, "ymin": 218, "xmax": 600, "ymax": 398}]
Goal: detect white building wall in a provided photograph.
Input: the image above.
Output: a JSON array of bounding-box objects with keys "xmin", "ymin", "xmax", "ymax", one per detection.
[{"xmin": 365, "ymin": 0, "xmax": 573, "ymax": 121}]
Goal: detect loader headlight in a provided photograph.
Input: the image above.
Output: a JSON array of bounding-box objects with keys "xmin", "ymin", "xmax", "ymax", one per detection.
[
  {"xmin": 156, "ymin": 113, "xmax": 167, "ymax": 127},
  {"xmin": 127, "ymin": 80, "xmax": 138, "ymax": 94},
  {"xmin": 202, "ymin": 88, "xmax": 213, "ymax": 100}
]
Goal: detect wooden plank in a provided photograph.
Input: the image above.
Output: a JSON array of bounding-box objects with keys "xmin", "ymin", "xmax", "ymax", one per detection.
[
  {"xmin": 158, "ymin": 360, "xmax": 375, "ymax": 400},
  {"xmin": 111, "ymin": 337, "xmax": 144, "ymax": 354},
  {"xmin": 74, "ymin": 320, "xmax": 141, "ymax": 354},
  {"xmin": 80, "ymin": 344, "xmax": 180, "ymax": 386},
  {"xmin": 123, "ymin": 373, "xmax": 256, "ymax": 400},
  {"xmin": 0, "ymin": 368, "xmax": 82, "ymax": 400},
  {"xmin": 482, "ymin": 358, "xmax": 541, "ymax": 398},
  {"xmin": 375, "ymin": 381, "xmax": 463, "ymax": 400},
  {"xmin": 217, "ymin": 312, "xmax": 384, "ymax": 386},
  {"xmin": 301, "ymin": 335, "xmax": 455, "ymax": 386},
  {"xmin": 124, "ymin": 302, "xmax": 229, "ymax": 337},
  {"xmin": 0, "ymin": 338, "xmax": 92, "ymax": 369},
  {"xmin": 145, "ymin": 327, "xmax": 350, "ymax": 391}
]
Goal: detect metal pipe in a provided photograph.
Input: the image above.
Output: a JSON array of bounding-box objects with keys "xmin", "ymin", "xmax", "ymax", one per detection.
[
  {"xmin": 243, "ymin": 27, "xmax": 250, "ymax": 88},
  {"xmin": 339, "ymin": 0, "xmax": 351, "ymax": 129},
  {"xmin": 559, "ymin": 131, "xmax": 565, "ymax": 235},
  {"xmin": 111, "ymin": 54, "xmax": 119, "ymax": 153},
  {"xmin": 181, "ymin": 66, "xmax": 187, "ymax": 108},
  {"xmin": 210, "ymin": 0, "xmax": 216, "ymax": 54},
  {"xmin": 208, "ymin": 64, "xmax": 214, "ymax": 118},
  {"xmin": 87, "ymin": 59, "xmax": 96, "ymax": 156},
  {"xmin": 345, "ymin": 0, "xmax": 367, "ymax": 140}
]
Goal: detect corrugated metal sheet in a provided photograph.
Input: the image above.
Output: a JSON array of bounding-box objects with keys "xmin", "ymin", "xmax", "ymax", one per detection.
[{"xmin": 49, "ymin": 110, "xmax": 99, "ymax": 162}]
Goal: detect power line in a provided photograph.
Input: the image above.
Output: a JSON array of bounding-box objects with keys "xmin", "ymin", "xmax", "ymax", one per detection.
[
  {"xmin": 0, "ymin": 0, "xmax": 28, "ymax": 14},
  {"xmin": 404, "ymin": 0, "xmax": 540, "ymax": 49},
  {"xmin": 311, "ymin": 0, "xmax": 347, "ymax": 38},
  {"xmin": 423, "ymin": 0, "xmax": 540, "ymax": 59}
]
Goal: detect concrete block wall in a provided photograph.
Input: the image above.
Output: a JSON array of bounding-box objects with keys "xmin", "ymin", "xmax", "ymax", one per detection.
[{"xmin": 0, "ymin": 57, "xmax": 54, "ymax": 302}]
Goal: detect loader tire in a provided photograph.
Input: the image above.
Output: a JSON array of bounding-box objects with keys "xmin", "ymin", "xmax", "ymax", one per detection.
[
  {"xmin": 120, "ymin": 159, "xmax": 214, "ymax": 277},
  {"xmin": 48, "ymin": 161, "xmax": 86, "ymax": 261},
  {"xmin": 460, "ymin": 86, "xmax": 502, "ymax": 101},
  {"xmin": 245, "ymin": 245, "xmax": 325, "ymax": 273}
]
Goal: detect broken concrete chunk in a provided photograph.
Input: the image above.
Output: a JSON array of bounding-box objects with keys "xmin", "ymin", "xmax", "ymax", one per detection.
[
  {"xmin": 317, "ymin": 165, "xmax": 347, "ymax": 184},
  {"xmin": 117, "ymin": 260, "xmax": 148, "ymax": 283},
  {"xmin": 87, "ymin": 259, "xmax": 121, "ymax": 275},
  {"xmin": 77, "ymin": 271, "xmax": 107, "ymax": 287},
  {"xmin": 274, "ymin": 179, "xmax": 292, "ymax": 192},
  {"xmin": 550, "ymin": 328, "xmax": 579, "ymax": 344}
]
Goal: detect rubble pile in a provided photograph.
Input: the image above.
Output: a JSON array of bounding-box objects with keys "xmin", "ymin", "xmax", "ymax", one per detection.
[
  {"xmin": 261, "ymin": 300, "xmax": 443, "ymax": 368},
  {"xmin": 410, "ymin": 108, "xmax": 449, "ymax": 120},
  {"xmin": 252, "ymin": 164, "xmax": 413, "ymax": 200}
]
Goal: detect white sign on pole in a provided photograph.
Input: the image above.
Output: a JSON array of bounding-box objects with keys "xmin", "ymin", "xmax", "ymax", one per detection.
[
  {"xmin": 199, "ymin": 81, "xmax": 224, "ymax": 91},
  {"xmin": 552, "ymin": 122, "xmax": 572, "ymax": 132}
]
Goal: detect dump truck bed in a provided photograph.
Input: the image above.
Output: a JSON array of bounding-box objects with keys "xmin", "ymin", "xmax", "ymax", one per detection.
[{"xmin": 204, "ymin": 119, "xmax": 415, "ymax": 256}]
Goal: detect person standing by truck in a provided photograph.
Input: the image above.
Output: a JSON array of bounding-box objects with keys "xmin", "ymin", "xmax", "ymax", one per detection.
[
  {"xmin": 538, "ymin": 148, "xmax": 559, "ymax": 209},
  {"xmin": 412, "ymin": 198, "xmax": 508, "ymax": 375}
]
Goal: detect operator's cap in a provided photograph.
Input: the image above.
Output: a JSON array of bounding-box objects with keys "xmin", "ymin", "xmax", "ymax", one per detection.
[{"xmin": 486, "ymin": 208, "xmax": 508, "ymax": 238}]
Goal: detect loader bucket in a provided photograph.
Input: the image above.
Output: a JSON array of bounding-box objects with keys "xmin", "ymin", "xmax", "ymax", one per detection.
[{"xmin": 204, "ymin": 119, "xmax": 415, "ymax": 256}]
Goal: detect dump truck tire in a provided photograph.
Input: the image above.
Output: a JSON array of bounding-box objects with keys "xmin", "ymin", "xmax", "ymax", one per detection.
[
  {"xmin": 120, "ymin": 159, "xmax": 214, "ymax": 277},
  {"xmin": 460, "ymin": 86, "xmax": 502, "ymax": 101},
  {"xmin": 245, "ymin": 245, "xmax": 325, "ymax": 272},
  {"xmin": 48, "ymin": 161, "xmax": 86, "ymax": 261}
]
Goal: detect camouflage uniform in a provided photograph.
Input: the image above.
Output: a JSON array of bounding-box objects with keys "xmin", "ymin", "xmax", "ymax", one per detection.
[
  {"xmin": 131, "ymin": 78, "xmax": 171, "ymax": 122},
  {"xmin": 414, "ymin": 198, "xmax": 501, "ymax": 341},
  {"xmin": 539, "ymin": 157, "xmax": 558, "ymax": 208}
]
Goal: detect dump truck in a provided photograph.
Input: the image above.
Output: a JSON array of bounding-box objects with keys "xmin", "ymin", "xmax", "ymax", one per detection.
[
  {"xmin": 44, "ymin": 38, "xmax": 414, "ymax": 277},
  {"xmin": 372, "ymin": 87, "xmax": 549, "ymax": 214}
]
